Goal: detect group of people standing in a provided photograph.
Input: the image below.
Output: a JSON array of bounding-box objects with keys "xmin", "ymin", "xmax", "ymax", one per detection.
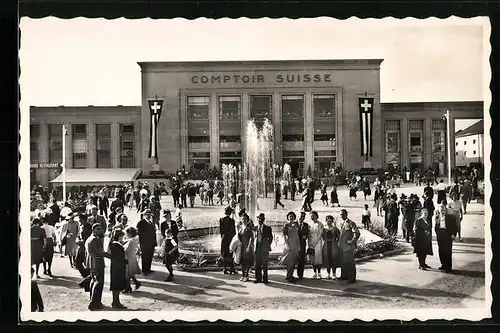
[{"xmin": 219, "ymin": 207, "xmax": 361, "ymax": 284}]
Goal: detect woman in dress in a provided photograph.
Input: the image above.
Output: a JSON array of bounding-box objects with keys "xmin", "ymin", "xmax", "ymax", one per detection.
[
  {"xmin": 282, "ymin": 211, "xmax": 300, "ymax": 282},
  {"xmin": 61, "ymin": 213, "xmax": 80, "ymax": 268},
  {"xmin": 362, "ymin": 178, "xmax": 371, "ymax": 201},
  {"xmin": 330, "ymin": 185, "xmax": 340, "ymax": 207},
  {"xmin": 108, "ymin": 228, "xmax": 127, "ymax": 309},
  {"xmin": 124, "ymin": 227, "xmax": 141, "ymax": 291},
  {"xmin": 31, "ymin": 217, "xmax": 46, "ymax": 278},
  {"xmin": 238, "ymin": 214, "xmax": 255, "ymax": 282},
  {"xmin": 447, "ymin": 193, "xmax": 464, "ymax": 242},
  {"xmin": 322, "ymin": 215, "xmax": 340, "ymax": 279},
  {"xmin": 348, "ymin": 179, "xmax": 357, "ymax": 200},
  {"xmin": 41, "ymin": 217, "xmax": 57, "ymax": 277},
  {"xmin": 413, "ymin": 208, "xmax": 433, "ymax": 270},
  {"xmin": 307, "ymin": 211, "xmax": 324, "ymax": 279}
]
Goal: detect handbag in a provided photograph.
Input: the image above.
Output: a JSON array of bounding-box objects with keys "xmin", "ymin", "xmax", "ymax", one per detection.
[{"xmin": 306, "ymin": 248, "xmax": 315, "ymax": 256}]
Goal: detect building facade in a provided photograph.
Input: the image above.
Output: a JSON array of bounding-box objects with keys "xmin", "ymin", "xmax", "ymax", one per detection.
[
  {"xmin": 455, "ymin": 120, "xmax": 484, "ymax": 167},
  {"xmin": 29, "ymin": 60, "xmax": 484, "ymax": 187}
]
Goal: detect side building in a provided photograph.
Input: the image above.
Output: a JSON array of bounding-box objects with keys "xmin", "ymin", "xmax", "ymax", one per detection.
[{"xmin": 454, "ymin": 120, "xmax": 484, "ymax": 167}]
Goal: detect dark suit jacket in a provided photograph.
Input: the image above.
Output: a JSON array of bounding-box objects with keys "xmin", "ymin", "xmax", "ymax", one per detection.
[
  {"xmin": 254, "ymin": 224, "xmax": 273, "ymax": 253},
  {"xmin": 98, "ymin": 196, "xmax": 109, "ymax": 211},
  {"xmin": 220, "ymin": 216, "xmax": 236, "ymax": 241},
  {"xmin": 137, "ymin": 218, "xmax": 157, "ymax": 248},
  {"xmin": 298, "ymin": 221, "xmax": 310, "ymax": 250}
]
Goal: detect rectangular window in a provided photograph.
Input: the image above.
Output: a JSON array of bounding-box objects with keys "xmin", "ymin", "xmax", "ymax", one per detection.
[
  {"xmin": 120, "ymin": 124, "xmax": 135, "ymax": 168},
  {"xmin": 30, "ymin": 124, "xmax": 39, "ymax": 163},
  {"xmin": 385, "ymin": 120, "xmax": 401, "ymax": 169},
  {"xmin": 281, "ymin": 95, "xmax": 304, "ymax": 120},
  {"xmin": 96, "ymin": 124, "xmax": 111, "ymax": 168},
  {"xmin": 313, "ymin": 95, "xmax": 335, "ymax": 142},
  {"xmin": 188, "ymin": 152, "xmax": 210, "ymax": 171},
  {"xmin": 250, "ymin": 95, "xmax": 272, "ymax": 129},
  {"xmin": 187, "ymin": 96, "xmax": 210, "ymax": 120},
  {"xmin": 48, "ymin": 124, "xmax": 63, "ymax": 163},
  {"xmin": 72, "ymin": 124, "xmax": 88, "ymax": 169},
  {"xmin": 219, "ymin": 96, "xmax": 241, "ymax": 120}
]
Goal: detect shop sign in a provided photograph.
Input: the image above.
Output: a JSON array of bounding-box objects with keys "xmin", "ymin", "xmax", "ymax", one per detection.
[{"xmin": 30, "ymin": 162, "xmax": 60, "ymax": 169}]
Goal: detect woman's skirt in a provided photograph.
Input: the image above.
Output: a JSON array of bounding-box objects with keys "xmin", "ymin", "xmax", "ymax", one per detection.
[
  {"xmin": 65, "ymin": 237, "xmax": 78, "ymax": 256},
  {"xmin": 331, "ymin": 194, "xmax": 339, "ymax": 204},
  {"xmin": 43, "ymin": 238, "xmax": 55, "ymax": 262},
  {"xmin": 320, "ymin": 193, "xmax": 328, "ymax": 201},
  {"xmin": 349, "ymin": 188, "xmax": 357, "ymax": 198},
  {"xmin": 31, "ymin": 240, "xmax": 44, "ymax": 265}
]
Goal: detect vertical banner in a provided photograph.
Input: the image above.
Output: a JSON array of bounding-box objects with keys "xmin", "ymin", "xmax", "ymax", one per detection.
[
  {"xmin": 359, "ymin": 97, "xmax": 374, "ymax": 157},
  {"xmin": 148, "ymin": 99, "xmax": 164, "ymax": 159}
]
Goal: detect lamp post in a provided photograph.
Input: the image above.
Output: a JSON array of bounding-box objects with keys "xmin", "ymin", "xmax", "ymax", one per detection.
[
  {"xmin": 444, "ymin": 110, "xmax": 452, "ymax": 185},
  {"xmin": 62, "ymin": 124, "xmax": 67, "ymax": 203}
]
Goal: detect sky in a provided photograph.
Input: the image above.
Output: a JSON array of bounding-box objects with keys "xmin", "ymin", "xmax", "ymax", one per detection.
[{"xmin": 19, "ymin": 17, "xmax": 488, "ymax": 112}]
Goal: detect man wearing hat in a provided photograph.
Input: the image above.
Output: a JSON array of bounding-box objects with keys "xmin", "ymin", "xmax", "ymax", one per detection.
[
  {"xmin": 253, "ymin": 213, "xmax": 273, "ymax": 284},
  {"xmin": 219, "ymin": 206, "xmax": 236, "ymax": 274},
  {"xmin": 297, "ymin": 211, "xmax": 310, "ymax": 280},
  {"xmin": 85, "ymin": 223, "xmax": 111, "ymax": 311},
  {"xmin": 398, "ymin": 194, "xmax": 410, "ymax": 242},
  {"xmin": 87, "ymin": 205, "xmax": 107, "ymax": 234},
  {"xmin": 137, "ymin": 209, "xmax": 157, "ymax": 275}
]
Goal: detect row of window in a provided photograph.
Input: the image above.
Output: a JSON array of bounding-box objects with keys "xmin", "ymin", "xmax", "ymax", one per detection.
[
  {"xmin": 187, "ymin": 94, "xmax": 336, "ymax": 144},
  {"xmin": 456, "ymin": 139, "xmax": 477, "ymax": 146},
  {"xmin": 456, "ymin": 151, "xmax": 478, "ymax": 156},
  {"xmin": 187, "ymin": 94, "xmax": 336, "ymax": 121},
  {"xmin": 30, "ymin": 124, "xmax": 136, "ymax": 169},
  {"xmin": 385, "ymin": 119, "xmax": 447, "ymax": 170}
]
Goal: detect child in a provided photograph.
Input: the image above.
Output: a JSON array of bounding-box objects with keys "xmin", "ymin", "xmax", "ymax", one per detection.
[
  {"xmin": 31, "ymin": 267, "xmax": 44, "ymax": 312},
  {"xmin": 163, "ymin": 228, "xmax": 179, "ymax": 282},
  {"xmin": 123, "ymin": 227, "xmax": 142, "ymax": 292},
  {"xmin": 362, "ymin": 204, "xmax": 371, "ymax": 229}
]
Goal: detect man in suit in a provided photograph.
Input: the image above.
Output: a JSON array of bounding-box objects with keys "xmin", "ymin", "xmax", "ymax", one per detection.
[
  {"xmin": 339, "ymin": 209, "xmax": 361, "ymax": 283},
  {"xmin": 219, "ymin": 206, "xmax": 236, "ymax": 274},
  {"xmin": 87, "ymin": 205, "xmax": 107, "ymax": 233},
  {"xmin": 434, "ymin": 200, "xmax": 458, "ymax": 273},
  {"xmin": 85, "ymin": 223, "xmax": 111, "ymax": 311},
  {"xmin": 253, "ymin": 213, "xmax": 273, "ymax": 284},
  {"xmin": 297, "ymin": 211, "xmax": 309, "ymax": 279},
  {"xmin": 137, "ymin": 209, "xmax": 157, "ymax": 275}
]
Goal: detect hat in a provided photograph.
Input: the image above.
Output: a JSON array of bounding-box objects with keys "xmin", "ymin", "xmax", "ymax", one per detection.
[
  {"xmin": 162, "ymin": 209, "xmax": 171, "ymax": 216},
  {"xmin": 400, "ymin": 194, "xmax": 407, "ymax": 199},
  {"xmin": 286, "ymin": 211, "xmax": 296, "ymax": 219},
  {"xmin": 299, "ymin": 211, "xmax": 306, "ymax": 216},
  {"xmin": 143, "ymin": 209, "xmax": 152, "ymax": 215},
  {"xmin": 257, "ymin": 213, "xmax": 265, "ymax": 219},
  {"xmin": 92, "ymin": 223, "xmax": 102, "ymax": 230},
  {"xmin": 224, "ymin": 206, "xmax": 233, "ymax": 215}
]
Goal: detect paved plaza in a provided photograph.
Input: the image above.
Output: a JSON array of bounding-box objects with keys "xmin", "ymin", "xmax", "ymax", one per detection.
[{"xmin": 35, "ymin": 184, "xmax": 486, "ymax": 311}]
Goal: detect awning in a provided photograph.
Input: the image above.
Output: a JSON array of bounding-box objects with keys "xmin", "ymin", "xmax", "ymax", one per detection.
[{"xmin": 50, "ymin": 168, "xmax": 141, "ymax": 186}]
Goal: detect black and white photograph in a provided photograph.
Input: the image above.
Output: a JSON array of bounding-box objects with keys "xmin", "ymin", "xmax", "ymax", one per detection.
[{"xmin": 19, "ymin": 16, "xmax": 491, "ymax": 322}]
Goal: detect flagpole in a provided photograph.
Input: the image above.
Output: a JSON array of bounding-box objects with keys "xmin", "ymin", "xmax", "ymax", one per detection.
[
  {"xmin": 445, "ymin": 110, "xmax": 452, "ymax": 185},
  {"xmin": 62, "ymin": 124, "xmax": 67, "ymax": 203}
]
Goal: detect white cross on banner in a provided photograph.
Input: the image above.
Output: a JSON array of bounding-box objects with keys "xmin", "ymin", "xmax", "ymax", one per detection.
[
  {"xmin": 148, "ymin": 99, "xmax": 164, "ymax": 159},
  {"xmin": 358, "ymin": 98, "xmax": 374, "ymax": 157}
]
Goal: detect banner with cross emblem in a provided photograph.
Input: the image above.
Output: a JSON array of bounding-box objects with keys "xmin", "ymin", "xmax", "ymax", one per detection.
[
  {"xmin": 358, "ymin": 97, "xmax": 374, "ymax": 157},
  {"xmin": 148, "ymin": 99, "xmax": 164, "ymax": 160}
]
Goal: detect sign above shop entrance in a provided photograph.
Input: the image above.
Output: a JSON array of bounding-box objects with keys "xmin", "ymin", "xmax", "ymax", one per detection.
[{"xmin": 190, "ymin": 73, "xmax": 333, "ymax": 85}]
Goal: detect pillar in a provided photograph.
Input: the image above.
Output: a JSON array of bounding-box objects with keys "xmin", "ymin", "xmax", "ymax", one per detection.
[
  {"xmin": 241, "ymin": 93, "xmax": 250, "ymax": 163},
  {"xmin": 424, "ymin": 118, "xmax": 432, "ymax": 169},
  {"xmin": 111, "ymin": 122, "xmax": 120, "ymax": 168},
  {"xmin": 304, "ymin": 92, "xmax": 314, "ymax": 175},
  {"xmin": 272, "ymin": 92, "xmax": 282, "ymax": 165},
  {"xmin": 449, "ymin": 116, "xmax": 456, "ymax": 170},
  {"xmin": 400, "ymin": 118, "xmax": 409, "ymax": 171},
  {"xmin": 210, "ymin": 92, "xmax": 219, "ymax": 168},
  {"xmin": 87, "ymin": 122, "xmax": 96, "ymax": 168},
  {"xmin": 65, "ymin": 124, "xmax": 73, "ymax": 169}
]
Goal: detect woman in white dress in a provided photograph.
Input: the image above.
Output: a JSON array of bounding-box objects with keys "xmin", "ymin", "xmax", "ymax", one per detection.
[
  {"xmin": 123, "ymin": 226, "xmax": 142, "ymax": 292},
  {"xmin": 307, "ymin": 211, "xmax": 324, "ymax": 279}
]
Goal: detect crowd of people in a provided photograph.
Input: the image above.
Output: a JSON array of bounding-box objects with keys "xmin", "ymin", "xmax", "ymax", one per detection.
[{"xmin": 29, "ymin": 164, "xmax": 481, "ymax": 311}]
